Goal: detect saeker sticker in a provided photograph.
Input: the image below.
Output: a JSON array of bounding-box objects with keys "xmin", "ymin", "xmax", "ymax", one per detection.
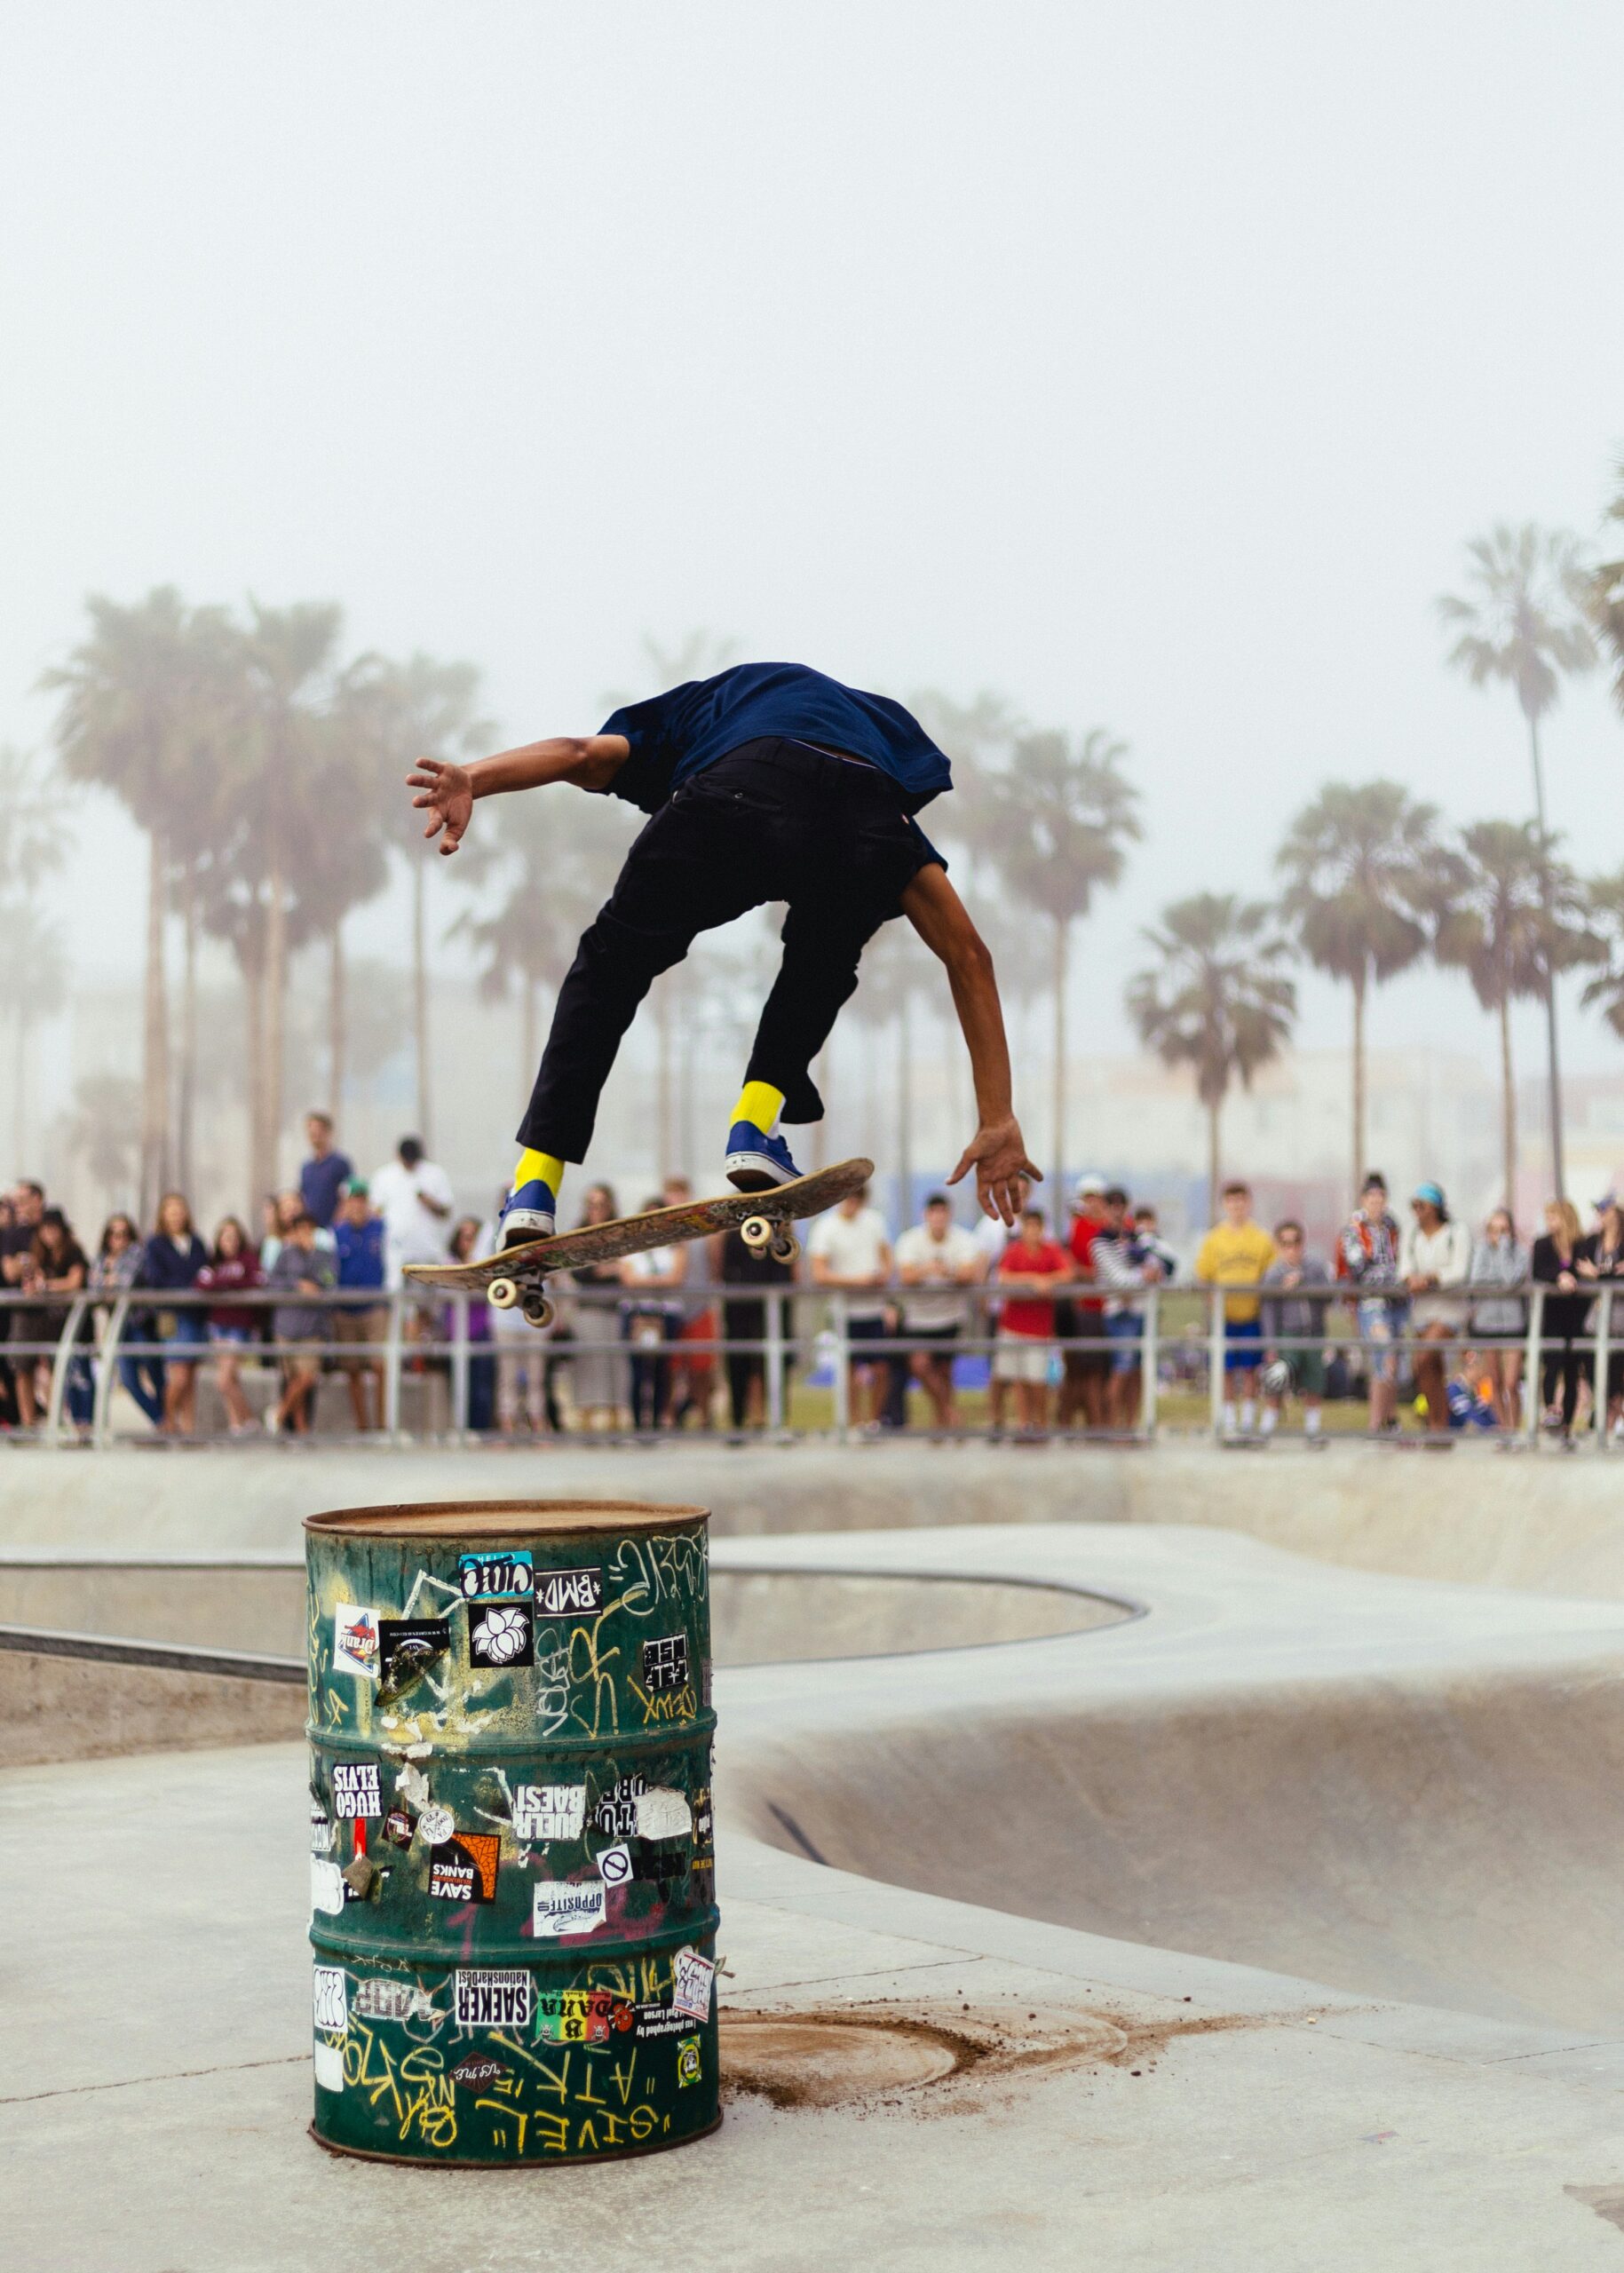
[
  {"xmin": 313, "ymin": 1966, "xmax": 348, "ymax": 2032},
  {"xmin": 676, "ymin": 2034, "xmax": 702, "ymax": 2087},
  {"xmin": 333, "ymin": 1605, "xmax": 380, "ymax": 1680},
  {"xmin": 532, "ymin": 1565, "xmax": 602, "ymax": 1617},
  {"xmin": 458, "ymin": 1550, "xmax": 533, "ymax": 1602},
  {"xmin": 533, "ymin": 1880, "xmax": 607, "ymax": 1937},
  {"xmin": 597, "ymin": 1841, "xmax": 633, "ymax": 1889},
  {"xmin": 428, "ymin": 1833, "xmax": 499, "ymax": 1905},
  {"xmin": 450, "ymin": 2054, "xmax": 510, "ymax": 2091},
  {"xmin": 331, "ymin": 1762, "xmax": 383, "ymax": 1819},
  {"xmin": 642, "ymin": 1633, "xmax": 689, "ymax": 1692},
  {"xmin": 377, "ymin": 1617, "xmax": 450, "ymax": 1695},
  {"xmin": 512, "ymin": 1783, "xmax": 584, "ymax": 1842},
  {"xmin": 469, "ymin": 1601, "xmax": 534, "ymax": 1668},
  {"xmin": 456, "ymin": 1968, "xmax": 535, "ymax": 2029},
  {"xmin": 671, "ymin": 1947, "xmax": 716, "ymax": 2023}
]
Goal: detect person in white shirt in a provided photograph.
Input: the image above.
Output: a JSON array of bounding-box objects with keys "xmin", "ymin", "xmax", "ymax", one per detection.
[
  {"xmin": 808, "ymin": 1183, "xmax": 893, "ymax": 1429},
  {"xmin": 975, "ymin": 1171, "xmax": 1031, "ymax": 1432},
  {"xmin": 369, "ymin": 1136, "xmax": 455, "ymax": 1290},
  {"xmin": 893, "ymin": 1192, "xmax": 983, "ymax": 1429},
  {"xmin": 1398, "ymin": 1180, "xmax": 1473, "ymax": 1437}
]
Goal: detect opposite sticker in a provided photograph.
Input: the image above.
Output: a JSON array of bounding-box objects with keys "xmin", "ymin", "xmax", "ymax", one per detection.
[{"xmin": 533, "ymin": 1880, "xmax": 607, "ymax": 1938}]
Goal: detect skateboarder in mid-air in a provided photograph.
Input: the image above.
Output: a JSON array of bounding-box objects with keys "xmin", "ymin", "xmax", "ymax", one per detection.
[{"xmin": 408, "ymin": 661, "xmax": 1037, "ymax": 1247}]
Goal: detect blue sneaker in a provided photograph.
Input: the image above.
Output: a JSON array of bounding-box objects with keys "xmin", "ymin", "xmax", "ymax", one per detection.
[
  {"xmin": 725, "ymin": 1121, "xmax": 802, "ymax": 1192},
  {"xmin": 500, "ymin": 1177, "xmax": 557, "ymax": 1248}
]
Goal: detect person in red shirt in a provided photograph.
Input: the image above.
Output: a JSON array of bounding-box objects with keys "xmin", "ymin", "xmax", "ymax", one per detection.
[
  {"xmin": 1059, "ymin": 1175, "xmax": 1112, "ymax": 1429},
  {"xmin": 995, "ymin": 1208, "xmax": 1073, "ymax": 1436}
]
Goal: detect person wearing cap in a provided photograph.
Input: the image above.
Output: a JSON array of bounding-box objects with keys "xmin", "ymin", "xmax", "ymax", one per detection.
[
  {"xmin": 1398, "ymin": 1182, "xmax": 1473, "ymax": 1437},
  {"xmin": 1059, "ymin": 1174, "xmax": 1113, "ymax": 1429},
  {"xmin": 893, "ymin": 1192, "xmax": 982, "ymax": 1430}
]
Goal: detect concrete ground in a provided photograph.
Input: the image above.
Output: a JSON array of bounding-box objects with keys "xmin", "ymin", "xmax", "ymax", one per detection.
[{"xmin": 8, "ymin": 1499, "xmax": 1624, "ymax": 2268}]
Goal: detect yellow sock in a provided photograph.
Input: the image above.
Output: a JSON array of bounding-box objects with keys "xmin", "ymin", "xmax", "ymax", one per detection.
[
  {"xmin": 733, "ymin": 1081, "xmax": 785, "ymax": 1135},
  {"xmin": 512, "ymin": 1148, "xmax": 565, "ymax": 1198}
]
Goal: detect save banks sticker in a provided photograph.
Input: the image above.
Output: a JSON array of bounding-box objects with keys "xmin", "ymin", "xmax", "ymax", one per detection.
[{"xmin": 532, "ymin": 1880, "xmax": 607, "ymax": 1938}]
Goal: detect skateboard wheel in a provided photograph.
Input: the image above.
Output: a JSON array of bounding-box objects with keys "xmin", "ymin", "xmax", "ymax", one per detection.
[
  {"xmin": 769, "ymin": 1232, "xmax": 801, "ymax": 1266},
  {"xmin": 522, "ymin": 1294, "xmax": 555, "ymax": 1331},
  {"xmin": 741, "ymin": 1216, "xmax": 772, "ymax": 1253},
  {"xmin": 487, "ymin": 1277, "xmax": 520, "ymax": 1311}
]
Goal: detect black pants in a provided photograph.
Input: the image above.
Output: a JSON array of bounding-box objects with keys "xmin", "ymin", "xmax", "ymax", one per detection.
[
  {"xmin": 1542, "ymin": 1342, "xmax": 1584, "ymax": 1430},
  {"xmin": 519, "ymin": 739, "xmax": 930, "ymax": 1160}
]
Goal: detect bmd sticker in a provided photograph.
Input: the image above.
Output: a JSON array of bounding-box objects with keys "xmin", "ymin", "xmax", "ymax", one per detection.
[{"xmin": 532, "ymin": 1565, "xmax": 602, "ymax": 1617}]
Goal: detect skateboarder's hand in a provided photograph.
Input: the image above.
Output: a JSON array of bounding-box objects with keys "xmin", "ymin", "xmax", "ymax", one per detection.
[
  {"xmin": 408, "ymin": 756, "xmax": 474, "ymax": 856},
  {"xmin": 947, "ymin": 1115, "xmax": 1042, "ymax": 1226}
]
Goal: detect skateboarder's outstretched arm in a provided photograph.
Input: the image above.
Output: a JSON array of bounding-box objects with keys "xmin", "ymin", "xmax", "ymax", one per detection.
[
  {"xmin": 408, "ymin": 735, "xmax": 632, "ymax": 856},
  {"xmin": 900, "ymin": 864, "xmax": 1039, "ymax": 1227}
]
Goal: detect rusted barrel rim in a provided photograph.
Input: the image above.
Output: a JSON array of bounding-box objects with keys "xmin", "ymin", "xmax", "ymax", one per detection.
[{"xmin": 303, "ymin": 1498, "xmax": 709, "ymax": 1540}]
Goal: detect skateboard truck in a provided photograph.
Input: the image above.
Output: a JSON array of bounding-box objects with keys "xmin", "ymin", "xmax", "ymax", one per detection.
[
  {"xmin": 741, "ymin": 1216, "xmax": 801, "ymax": 1266},
  {"xmin": 487, "ymin": 1278, "xmax": 555, "ymax": 1330}
]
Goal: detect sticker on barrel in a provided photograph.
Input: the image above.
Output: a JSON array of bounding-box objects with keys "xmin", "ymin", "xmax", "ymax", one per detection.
[{"xmin": 458, "ymin": 1550, "xmax": 533, "ymax": 1602}]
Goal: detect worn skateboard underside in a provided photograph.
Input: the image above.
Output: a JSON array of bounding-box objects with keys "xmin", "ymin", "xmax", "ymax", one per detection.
[{"xmin": 404, "ymin": 1157, "xmax": 874, "ymax": 1291}]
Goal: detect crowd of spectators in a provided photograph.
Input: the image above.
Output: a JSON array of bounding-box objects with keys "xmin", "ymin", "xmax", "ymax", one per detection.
[{"xmin": 3, "ymin": 1113, "xmax": 1622, "ymax": 1444}]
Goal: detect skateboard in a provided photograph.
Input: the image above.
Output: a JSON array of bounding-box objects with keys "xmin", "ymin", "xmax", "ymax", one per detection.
[{"xmin": 404, "ymin": 1157, "xmax": 875, "ymax": 1329}]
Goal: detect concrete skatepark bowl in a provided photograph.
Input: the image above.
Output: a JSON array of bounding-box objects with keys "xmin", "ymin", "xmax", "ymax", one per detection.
[{"xmin": 7, "ymin": 1441, "xmax": 1624, "ymax": 2266}]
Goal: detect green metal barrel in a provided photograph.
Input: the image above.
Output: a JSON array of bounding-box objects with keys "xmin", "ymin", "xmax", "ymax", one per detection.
[{"xmin": 305, "ymin": 1499, "xmax": 718, "ymax": 2165}]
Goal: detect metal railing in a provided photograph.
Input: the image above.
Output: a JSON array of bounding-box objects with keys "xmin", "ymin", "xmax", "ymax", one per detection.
[{"xmin": 0, "ymin": 1279, "xmax": 1616, "ymax": 1448}]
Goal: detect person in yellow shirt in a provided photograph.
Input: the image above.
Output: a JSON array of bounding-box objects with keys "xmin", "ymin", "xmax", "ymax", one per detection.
[{"xmin": 1194, "ymin": 1181, "xmax": 1278, "ymax": 1437}]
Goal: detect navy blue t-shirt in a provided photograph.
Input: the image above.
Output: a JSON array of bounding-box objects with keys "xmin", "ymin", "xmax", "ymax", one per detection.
[
  {"xmin": 299, "ymin": 1150, "xmax": 353, "ymax": 1230},
  {"xmin": 599, "ymin": 663, "xmax": 953, "ymax": 818}
]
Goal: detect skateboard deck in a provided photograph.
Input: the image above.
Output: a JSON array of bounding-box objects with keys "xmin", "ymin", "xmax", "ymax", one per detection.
[{"xmin": 405, "ymin": 1158, "xmax": 875, "ymax": 1306}]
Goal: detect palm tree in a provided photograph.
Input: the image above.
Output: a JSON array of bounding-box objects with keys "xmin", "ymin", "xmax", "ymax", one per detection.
[
  {"xmin": 1127, "ymin": 894, "xmax": 1296, "ymax": 1219},
  {"xmin": 1433, "ymin": 820, "xmax": 1597, "ymax": 1204},
  {"xmin": 63, "ymin": 1071, "xmax": 142, "ymax": 1212},
  {"xmin": 1438, "ymin": 524, "xmax": 1597, "ymax": 1194},
  {"xmin": 0, "ymin": 901, "xmax": 67, "ymax": 1168},
  {"xmin": 0, "ymin": 746, "xmax": 73, "ymax": 899},
  {"xmin": 1583, "ymin": 868, "xmax": 1624, "ymax": 1044},
  {"xmin": 1595, "ymin": 462, "xmax": 1624, "ymax": 717},
  {"xmin": 852, "ymin": 918, "xmax": 938, "ymax": 1221},
  {"xmin": 452, "ymin": 789, "xmax": 627, "ymax": 1121},
  {"xmin": 238, "ymin": 600, "xmax": 345, "ymax": 1194},
  {"xmin": 1277, "ymin": 781, "xmax": 1439, "ymax": 1189},
  {"xmin": 342, "ymin": 651, "xmax": 492, "ymax": 1146},
  {"xmin": 978, "ymin": 728, "xmax": 1139, "ymax": 1198},
  {"xmin": 44, "ymin": 589, "xmax": 218, "ymax": 1215}
]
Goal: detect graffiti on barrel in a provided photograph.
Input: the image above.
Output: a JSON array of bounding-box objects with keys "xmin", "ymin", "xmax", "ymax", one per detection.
[{"xmin": 305, "ymin": 1499, "xmax": 718, "ymax": 2164}]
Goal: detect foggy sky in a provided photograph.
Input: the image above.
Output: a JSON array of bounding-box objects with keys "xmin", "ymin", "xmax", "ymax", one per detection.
[{"xmin": 4, "ymin": 0, "xmax": 1622, "ymax": 1085}]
